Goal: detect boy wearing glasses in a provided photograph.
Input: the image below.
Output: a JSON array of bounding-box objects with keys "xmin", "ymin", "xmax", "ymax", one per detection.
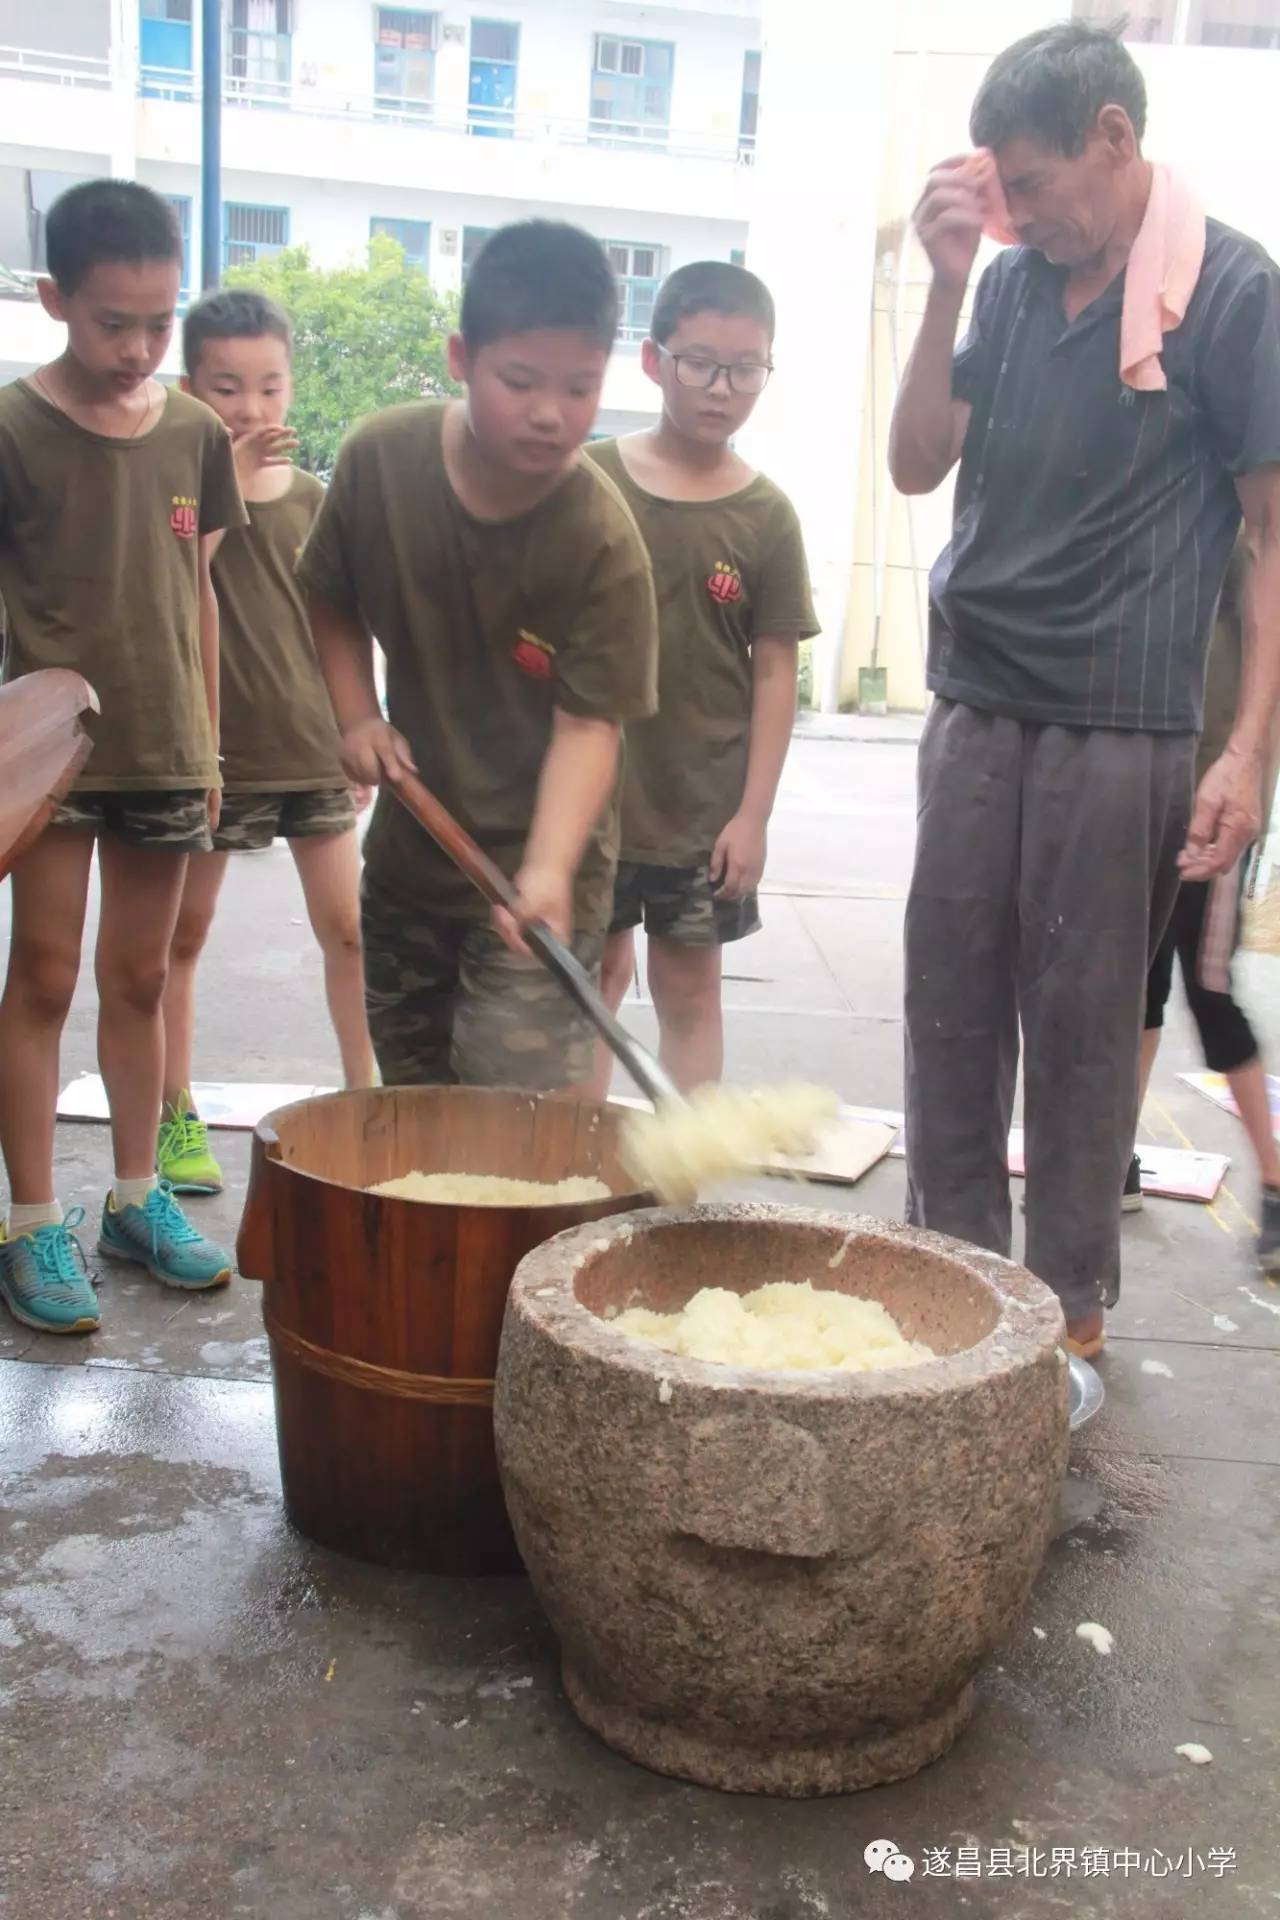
[{"xmin": 586, "ymin": 261, "xmax": 817, "ymax": 1094}]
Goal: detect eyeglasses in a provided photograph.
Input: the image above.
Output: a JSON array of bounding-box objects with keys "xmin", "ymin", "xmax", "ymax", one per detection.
[{"xmin": 657, "ymin": 346, "xmax": 774, "ymax": 395}]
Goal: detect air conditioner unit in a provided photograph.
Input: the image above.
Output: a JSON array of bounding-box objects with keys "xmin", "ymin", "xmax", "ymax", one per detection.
[
  {"xmin": 439, "ymin": 229, "xmax": 458, "ymax": 255},
  {"xmin": 441, "ymin": 22, "xmax": 465, "ymax": 42}
]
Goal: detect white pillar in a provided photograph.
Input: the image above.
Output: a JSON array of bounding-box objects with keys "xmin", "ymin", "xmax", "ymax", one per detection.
[
  {"xmin": 108, "ymin": 0, "xmax": 140, "ymax": 179},
  {"xmin": 738, "ymin": 0, "xmax": 891, "ymax": 711}
]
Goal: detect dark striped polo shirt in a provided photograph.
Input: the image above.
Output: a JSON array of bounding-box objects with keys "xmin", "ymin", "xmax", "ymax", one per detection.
[{"xmin": 928, "ymin": 219, "xmax": 1280, "ymax": 732}]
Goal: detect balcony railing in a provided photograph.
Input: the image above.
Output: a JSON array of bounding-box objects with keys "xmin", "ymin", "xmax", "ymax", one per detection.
[
  {"xmin": 171, "ymin": 67, "xmax": 746, "ymax": 162},
  {"xmin": 198, "ymin": 74, "xmax": 748, "ymax": 162},
  {"xmin": 0, "ymin": 46, "xmax": 747, "ymax": 166},
  {"xmin": 0, "ymin": 44, "xmax": 111, "ymax": 88}
]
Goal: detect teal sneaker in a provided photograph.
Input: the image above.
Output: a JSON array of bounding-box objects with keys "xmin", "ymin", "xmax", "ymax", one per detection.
[
  {"xmin": 0, "ymin": 1211, "xmax": 100, "ymax": 1334},
  {"xmin": 97, "ymin": 1182, "xmax": 233, "ymax": 1291},
  {"xmin": 157, "ymin": 1097, "xmax": 224, "ymax": 1194}
]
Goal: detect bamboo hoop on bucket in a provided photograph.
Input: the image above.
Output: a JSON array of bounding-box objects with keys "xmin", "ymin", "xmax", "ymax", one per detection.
[{"xmin": 263, "ymin": 1309, "xmax": 496, "ymax": 1407}]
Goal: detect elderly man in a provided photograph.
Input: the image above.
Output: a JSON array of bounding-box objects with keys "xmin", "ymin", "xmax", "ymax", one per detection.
[{"xmin": 889, "ymin": 21, "xmax": 1280, "ymax": 1354}]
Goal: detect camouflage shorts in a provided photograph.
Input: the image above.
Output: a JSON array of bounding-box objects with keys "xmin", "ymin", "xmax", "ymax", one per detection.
[
  {"xmin": 609, "ymin": 859, "xmax": 761, "ymax": 947},
  {"xmin": 362, "ymin": 875, "xmax": 605, "ymax": 1091},
  {"xmin": 213, "ymin": 786, "xmax": 356, "ymax": 853},
  {"xmin": 49, "ymin": 789, "xmax": 212, "ymax": 852}
]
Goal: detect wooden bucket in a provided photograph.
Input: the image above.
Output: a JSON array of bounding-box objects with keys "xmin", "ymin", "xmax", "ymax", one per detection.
[
  {"xmin": 0, "ymin": 669, "xmax": 99, "ymax": 881},
  {"xmin": 236, "ymin": 1085, "xmax": 652, "ymax": 1573}
]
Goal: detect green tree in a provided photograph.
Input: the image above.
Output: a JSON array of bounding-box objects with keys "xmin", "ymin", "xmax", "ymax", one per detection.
[{"xmin": 226, "ymin": 234, "xmax": 460, "ymax": 475}]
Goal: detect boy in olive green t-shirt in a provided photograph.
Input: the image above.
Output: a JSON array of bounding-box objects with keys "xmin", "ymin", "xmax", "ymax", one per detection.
[
  {"xmin": 300, "ymin": 220, "xmax": 658, "ymax": 1090},
  {"xmin": 0, "ymin": 181, "xmax": 245, "ymax": 1340},
  {"xmin": 586, "ymin": 262, "xmax": 818, "ymax": 1094},
  {"xmin": 155, "ymin": 287, "xmax": 374, "ymax": 1197}
]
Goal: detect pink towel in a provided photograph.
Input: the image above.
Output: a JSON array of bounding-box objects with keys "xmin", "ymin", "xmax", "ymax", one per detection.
[
  {"xmin": 961, "ymin": 151, "xmax": 1206, "ymax": 392},
  {"xmin": 963, "ymin": 149, "xmax": 1017, "ymax": 248}
]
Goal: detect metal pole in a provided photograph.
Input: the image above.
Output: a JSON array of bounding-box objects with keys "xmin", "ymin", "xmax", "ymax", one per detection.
[{"xmin": 200, "ymin": 0, "xmax": 222, "ymax": 288}]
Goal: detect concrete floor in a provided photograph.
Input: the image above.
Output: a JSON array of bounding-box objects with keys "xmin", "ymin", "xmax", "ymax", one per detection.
[{"xmin": 2, "ymin": 732, "xmax": 1278, "ymax": 1919}]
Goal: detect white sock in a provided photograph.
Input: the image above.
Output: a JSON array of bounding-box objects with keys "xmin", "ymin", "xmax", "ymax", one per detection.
[
  {"xmin": 6, "ymin": 1199, "xmax": 63, "ymax": 1235},
  {"xmin": 112, "ymin": 1175, "xmax": 158, "ymax": 1213}
]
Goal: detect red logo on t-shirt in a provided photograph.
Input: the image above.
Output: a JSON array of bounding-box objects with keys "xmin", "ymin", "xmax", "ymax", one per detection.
[
  {"xmin": 512, "ymin": 629, "xmax": 554, "ymax": 680},
  {"xmin": 170, "ymin": 495, "xmax": 197, "ymax": 540},
  {"xmin": 707, "ymin": 560, "xmax": 743, "ymax": 605}
]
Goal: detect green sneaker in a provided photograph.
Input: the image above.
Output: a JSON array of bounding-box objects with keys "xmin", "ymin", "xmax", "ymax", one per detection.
[
  {"xmin": 157, "ymin": 1096, "xmax": 223, "ymax": 1194},
  {"xmin": 97, "ymin": 1183, "xmax": 233, "ymax": 1291},
  {"xmin": 0, "ymin": 1211, "xmax": 100, "ymax": 1334}
]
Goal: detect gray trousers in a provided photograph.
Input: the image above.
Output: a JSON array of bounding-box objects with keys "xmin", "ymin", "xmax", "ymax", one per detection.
[{"xmin": 904, "ymin": 700, "xmax": 1193, "ymax": 1322}]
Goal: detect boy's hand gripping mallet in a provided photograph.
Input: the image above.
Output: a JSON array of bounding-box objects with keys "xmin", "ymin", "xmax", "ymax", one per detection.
[{"xmin": 390, "ymin": 772, "xmax": 682, "ymax": 1111}]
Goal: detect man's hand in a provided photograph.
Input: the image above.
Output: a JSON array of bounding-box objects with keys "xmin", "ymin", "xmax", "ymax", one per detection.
[
  {"xmin": 494, "ymin": 862, "xmax": 573, "ymax": 958},
  {"xmin": 207, "ymin": 787, "xmax": 222, "ymax": 834},
  {"xmin": 1179, "ymin": 745, "xmax": 1263, "ymax": 880},
  {"xmin": 339, "ymin": 716, "xmax": 416, "ymax": 787},
  {"xmin": 233, "ymin": 423, "xmax": 298, "ymax": 487},
  {"xmin": 914, "ymin": 158, "xmax": 985, "ymax": 292},
  {"xmin": 711, "ymin": 812, "xmax": 767, "ymax": 902}
]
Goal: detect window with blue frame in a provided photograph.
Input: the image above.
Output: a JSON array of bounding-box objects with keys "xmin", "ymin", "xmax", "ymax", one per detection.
[
  {"xmin": 375, "ymin": 8, "xmax": 437, "ymax": 113},
  {"xmin": 370, "ymin": 216, "xmax": 431, "ymax": 274},
  {"xmin": 167, "ymin": 196, "xmax": 192, "ymax": 303},
  {"xmin": 227, "ymin": 0, "xmax": 293, "ymax": 95},
  {"xmin": 140, "ymin": 0, "xmax": 193, "ymax": 98},
  {"xmin": 606, "ymin": 242, "xmax": 662, "ymax": 341},
  {"xmin": 468, "ymin": 20, "xmax": 519, "ymax": 136},
  {"xmin": 590, "ymin": 36, "xmax": 673, "ymax": 146},
  {"xmin": 223, "ymin": 202, "xmax": 289, "ymax": 271}
]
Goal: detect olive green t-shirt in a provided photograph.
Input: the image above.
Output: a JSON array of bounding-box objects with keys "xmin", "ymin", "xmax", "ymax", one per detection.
[
  {"xmin": 297, "ymin": 401, "xmax": 658, "ymax": 930},
  {"xmin": 215, "ymin": 469, "xmax": 344, "ymax": 792},
  {"xmin": 0, "ymin": 380, "xmax": 244, "ymax": 790},
  {"xmin": 585, "ymin": 439, "xmax": 819, "ymax": 867}
]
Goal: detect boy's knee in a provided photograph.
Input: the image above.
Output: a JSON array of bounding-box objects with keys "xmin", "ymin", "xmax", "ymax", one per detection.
[
  {"xmin": 656, "ymin": 993, "xmax": 713, "ymax": 1037},
  {"xmin": 99, "ymin": 955, "xmax": 170, "ymax": 1015},
  {"xmin": 649, "ymin": 943, "xmax": 721, "ymax": 1026},
  {"xmin": 170, "ymin": 911, "xmax": 214, "ymax": 967},
  {"xmin": 7, "ymin": 941, "xmax": 79, "ymax": 1023}
]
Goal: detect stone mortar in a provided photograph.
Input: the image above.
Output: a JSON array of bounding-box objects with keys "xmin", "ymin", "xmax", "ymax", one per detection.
[{"xmin": 494, "ymin": 1203, "xmax": 1070, "ymax": 1797}]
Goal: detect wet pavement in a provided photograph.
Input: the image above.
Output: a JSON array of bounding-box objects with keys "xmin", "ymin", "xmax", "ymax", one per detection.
[{"xmin": 2, "ymin": 733, "xmax": 1278, "ymax": 1919}]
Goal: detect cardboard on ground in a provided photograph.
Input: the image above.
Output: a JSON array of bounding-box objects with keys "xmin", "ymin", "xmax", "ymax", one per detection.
[
  {"xmin": 1008, "ymin": 1127, "xmax": 1229, "ymax": 1204},
  {"xmin": 869, "ymin": 1110, "xmax": 1224, "ymax": 1203},
  {"xmin": 58, "ymin": 1076, "xmax": 335, "ymax": 1131},
  {"xmin": 57, "ymin": 1078, "xmax": 1227, "ymax": 1202},
  {"xmin": 1180, "ymin": 1069, "xmax": 1280, "ymax": 1143}
]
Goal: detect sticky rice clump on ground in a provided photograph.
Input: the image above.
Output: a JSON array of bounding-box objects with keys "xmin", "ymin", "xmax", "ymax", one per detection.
[
  {"xmin": 370, "ymin": 1172, "xmax": 612, "ymax": 1205},
  {"xmin": 620, "ymin": 1081, "xmax": 839, "ymax": 1203},
  {"xmin": 614, "ymin": 1280, "xmax": 935, "ymax": 1372}
]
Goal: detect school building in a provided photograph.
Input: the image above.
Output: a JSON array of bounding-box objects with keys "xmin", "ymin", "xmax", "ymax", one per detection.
[
  {"xmin": 0, "ymin": 0, "xmax": 758, "ymax": 440},
  {"xmin": 1, "ymin": 0, "xmax": 1278, "ymax": 709}
]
